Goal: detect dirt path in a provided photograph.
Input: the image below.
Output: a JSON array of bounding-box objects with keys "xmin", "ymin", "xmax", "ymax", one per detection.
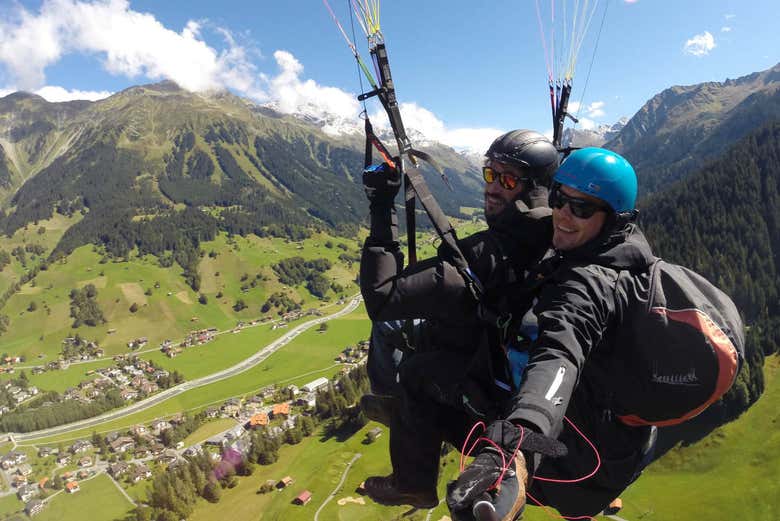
[{"xmin": 314, "ymin": 453, "xmax": 363, "ymax": 521}]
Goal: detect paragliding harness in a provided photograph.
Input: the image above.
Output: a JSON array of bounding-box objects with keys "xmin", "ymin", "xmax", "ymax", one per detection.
[{"xmin": 358, "ymin": 41, "xmax": 485, "ymax": 302}]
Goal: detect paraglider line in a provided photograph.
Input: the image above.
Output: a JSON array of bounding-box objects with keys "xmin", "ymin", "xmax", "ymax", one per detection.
[
  {"xmin": 348, "ymin": 0, "xmax": 369, "ymax": 113},
  {"xmin": 535, "ymin": 0, "xmax": 553, "ymax": 81},
  {"xmin": 572, "ymin": 0, "xmax": 609, "ymax": 128}
]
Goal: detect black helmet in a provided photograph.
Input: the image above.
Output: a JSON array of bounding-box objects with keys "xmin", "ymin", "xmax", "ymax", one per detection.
[{"xmin": 485, "ymin": 130, "xmax": 559, "ymax": 186}]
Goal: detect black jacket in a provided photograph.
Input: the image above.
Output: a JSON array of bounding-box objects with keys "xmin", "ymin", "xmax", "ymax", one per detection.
[
  {"xmin": 506, "ymin": 223, "xmax": 656, "ymax": 438},
  {"xmin": 360, "ymin": 195, "xmax": 553, "ymax": 355}
]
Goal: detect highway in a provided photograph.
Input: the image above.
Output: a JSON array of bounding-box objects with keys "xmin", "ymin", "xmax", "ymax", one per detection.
[{"xmin": 10, "ymin": 296, "xmax": 362, "ymax": 442}]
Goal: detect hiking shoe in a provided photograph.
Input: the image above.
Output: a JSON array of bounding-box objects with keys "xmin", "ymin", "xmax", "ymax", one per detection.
[
  {"xmin": 360, "ymin": 393, "xmax": 397, "ymax": 426},
  {"xmin": 363, "ymin": 474, "xmax": 438, "ymax": 509}
]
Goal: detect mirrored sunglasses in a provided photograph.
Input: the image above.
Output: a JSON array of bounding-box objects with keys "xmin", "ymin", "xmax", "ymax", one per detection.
[{"xmin": 483, "ymin": 166, "xmax": 523, "ymax": 190}]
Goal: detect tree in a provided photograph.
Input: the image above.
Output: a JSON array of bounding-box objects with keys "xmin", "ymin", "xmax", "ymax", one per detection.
[
  {"xmin": 299, "ymin": 415, "xmax": 316, "ymax": 437},
  {"xmin": 129, "ymin": 302, "xmax": 139, "ymax": 313},
  {"xmin": 27, "ymin": 301, "xmax": 37, "ymax": 312},
  {"xmin": 317, "ymin": 323, "xmax": 328, "ymax": 332},
  {"xmin": 233, "ymin": 299, "xmax": 247, "ymax": 312},
  {"xmin": 198, "ymin": 293, "xmax": 208, "ymax": 305},
  {"xmin": 203, "ymin": 481, "xmax": 221, "ymax": 503}
]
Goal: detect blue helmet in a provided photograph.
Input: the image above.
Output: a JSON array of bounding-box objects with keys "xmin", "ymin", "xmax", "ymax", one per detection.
[{"xmin": 553, "ymin": 148, "xmax": 637, "ymax": 213}]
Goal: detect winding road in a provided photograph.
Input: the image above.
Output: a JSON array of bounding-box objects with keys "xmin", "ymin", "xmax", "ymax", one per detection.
[{"xmin": 10, "ymin": 296, "xmax": 362, "ymax": 443}]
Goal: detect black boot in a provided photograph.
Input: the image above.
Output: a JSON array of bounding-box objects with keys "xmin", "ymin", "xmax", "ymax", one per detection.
[
  {"xmin": 360, "ymin": 393, "xmax": 397, "ymax": 426},
  {"xmin": 363, "ymin": 474, "xmax": 439, "ymax": 508}
]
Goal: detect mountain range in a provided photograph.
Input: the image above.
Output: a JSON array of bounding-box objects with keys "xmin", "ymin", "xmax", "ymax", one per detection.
[
  {"xmin": 0, "ymin": 81, "xmax": 486, "ymax": 261},
  {"xmin": 609, "ymin": 62, "xmax": 780, "ymax": 194}
]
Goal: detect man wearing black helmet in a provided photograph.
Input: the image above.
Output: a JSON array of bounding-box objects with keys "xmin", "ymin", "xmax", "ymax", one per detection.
[
  {"xmin": 359, "ymin": 130, "xmax": 560, "ymax": 510},
  {"xmin": 362, "ymin": 130, "xmax": 558, "ymax": 398}
]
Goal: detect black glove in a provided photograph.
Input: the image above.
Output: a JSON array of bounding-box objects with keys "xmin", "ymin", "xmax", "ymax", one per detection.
[
  {"xmin": 363, "ymin": 162, "xmax": 401, "ymax": 209},
  {"xmin": 446, "ymin": 420, "xmax": 567, "ymax": 513},
  {"xmin": 447, "ymin": 447, "xmax": 508, "ymax": 514}
]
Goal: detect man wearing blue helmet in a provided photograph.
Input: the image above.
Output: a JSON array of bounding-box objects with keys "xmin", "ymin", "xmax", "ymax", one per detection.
[{"xmin": 447, "ymin": 148, "xmax": 658, "ymax": 519}]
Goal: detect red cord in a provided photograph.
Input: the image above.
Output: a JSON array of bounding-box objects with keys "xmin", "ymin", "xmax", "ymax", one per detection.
[
  {"xmin": 459, "ymin": 415, "xmax": 603, "ymax": 521},
  {"xmin": 533, "ymin": 416, "xmax": 601, "ymax": 483}
]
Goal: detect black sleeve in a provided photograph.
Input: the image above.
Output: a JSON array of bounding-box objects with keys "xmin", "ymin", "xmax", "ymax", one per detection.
[
  {"xmin": 360, "ymin": 201, "xmax": 552, "ymax": 324},
  {"xmin": 360, "ymin": 232, "xmax": 490, "ymax": 324},
  {"xmin": 505, "ymin": 266, "xmax": 616, "ymax": 438}
]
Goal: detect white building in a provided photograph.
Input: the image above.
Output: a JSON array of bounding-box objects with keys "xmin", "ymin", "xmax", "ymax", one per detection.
[{"xmin": 301, "ymin": 377, "xmax": 329, "ymax": 393}]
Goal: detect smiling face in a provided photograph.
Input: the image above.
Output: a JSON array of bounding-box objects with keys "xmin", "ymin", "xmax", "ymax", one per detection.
[
  {"xmin": 483, "ymin": 160, "xmax": 526, "ymax": 220},
  {"xmin": 551, "ymin": 184, "xmax": 608, "ymax": 250}
]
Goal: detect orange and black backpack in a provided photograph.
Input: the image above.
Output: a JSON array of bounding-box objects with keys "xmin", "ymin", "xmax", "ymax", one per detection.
[{"xmin": 611, "ymin": 259, "xmax": 744, "ymax": 427}]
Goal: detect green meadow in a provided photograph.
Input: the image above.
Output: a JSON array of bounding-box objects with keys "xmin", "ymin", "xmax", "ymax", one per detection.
[
  {"xmin": 19, "ymin": 305, "xmax": 370, "ymax": 445},
  {"xmin": 182, "ymin": 418, "xmax": 238, "ymax": 446},
  {"xmin": 0, "ymin": 213, "xmax": 82, "ymax": 299},
  {"xmin": 186, "ymin": 421, "xmax": 462, "ymax": 521},
  {"xmin": 36, "ymin": 474, "xmax": 135, "ymax": 521}
]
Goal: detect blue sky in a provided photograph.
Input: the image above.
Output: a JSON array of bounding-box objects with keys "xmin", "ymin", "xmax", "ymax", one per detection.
[{"xmin": 0, "ymin": 0, "xmax": 777, "ymax": 152}]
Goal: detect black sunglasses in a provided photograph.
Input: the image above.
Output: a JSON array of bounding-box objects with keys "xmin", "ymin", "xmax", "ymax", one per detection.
[
  {"xmin": 549, "ymin": 184, "xmax": 608, "ymax": 219},
  {"xmin": 483, "ymin": 166, "xmax": 524, "ymax": 190}
]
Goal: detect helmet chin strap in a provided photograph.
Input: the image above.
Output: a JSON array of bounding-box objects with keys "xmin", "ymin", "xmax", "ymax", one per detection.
[{"xmin": 596, "ymin": 209, "xmax": 640, "ymax": 244}]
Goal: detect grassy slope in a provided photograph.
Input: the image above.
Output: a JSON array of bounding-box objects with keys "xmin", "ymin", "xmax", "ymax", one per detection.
[
  {"xmin": 0, "ymin": 213, "xmax": 81, "ymax": 304},
  {"xmin": 0, "ymin": 229, "xmax": 362, "ymax": 391}
]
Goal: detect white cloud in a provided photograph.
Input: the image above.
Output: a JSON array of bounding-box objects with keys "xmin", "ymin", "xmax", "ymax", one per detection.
[
  {"xmin": 578, "ymin": 117, "xmax": 597, "ymax": 131},
  {"xmin": 721, "ymin": 26, "xmax": 732, "ymax": 32},
  {"xmin": 265, "ymin": 50, "xmax": 358, "ymax": 121},
  {"xmin": 683, "ymin": 31, "xmax": 716, "ymax": 56},
  {"xmin": 366, "ymin": 102, "xmax": 503, "ymax": 154},
  {"xmin": 0, "ymin": 0, "xmax": 261, "ymax": 94},
  {"xmin": 724, "ymin": 14, "xmax": 736, "ymax": 20},
  {"xmin": 35, "ymin": 85, "xmax": 112, "ymax": 102},
  {"xmin": 0, "ymin": 0, "xmax": 503, "ymax": 154},
  {"xmin": 624, "ymin": 0, "xmax": 639, "ymax": 3},
  {"xmin": 569, "ymin": 100, "xmax": 606, "ymax": 119},
  {"xmin": 0, "ymin": 88, "xmax": 14, "ymax": 98},
  {"xmin": 263, "ymin": 52, "xmax": 501, "ymax": 154}
]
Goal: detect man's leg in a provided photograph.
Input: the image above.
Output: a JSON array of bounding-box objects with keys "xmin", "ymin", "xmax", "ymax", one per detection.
[
  {"xmin": 364, "ymin": 319, "xmax": 426, "ymax": 425},
  {"xmin": 367, "ymin": 320, "xmax": 408, "ymax": 396},
  {"xmin": 364, "ymin": 350, "xmax": 472, "ymax": 509}
]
